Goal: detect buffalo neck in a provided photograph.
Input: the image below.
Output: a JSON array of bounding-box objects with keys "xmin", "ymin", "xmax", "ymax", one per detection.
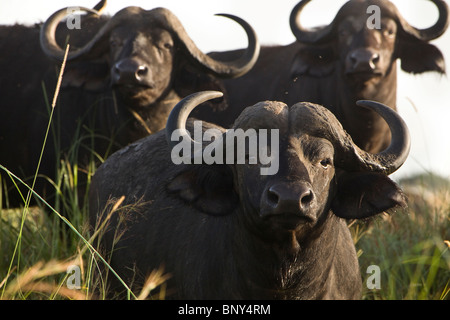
[
  {"xmin": 232, "ymin": 211, "xmax": 343, "ymax": 299},
  {"xmin": 336, "ymin": 62, "xmax": 398, "ymax": 153},
  {"xmin": 118, "ymin": 89, "xmax": 181, "ymax": 141}
]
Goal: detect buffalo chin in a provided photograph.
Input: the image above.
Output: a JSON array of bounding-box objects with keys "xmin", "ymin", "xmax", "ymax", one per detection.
[
  {"xmin": 115, "ymin": 85, "xmax": 161, "ymax": 106},
  {"xmin": 345, "ymin": 71, "xmax": 383, "ymax": 83},
  {"xmin": 345, "ymin": 73, "xmax": 384, "ymax": 95},
  {"xmin": 263, "ymin": 214, "xmax": 317, "ymax": 234}
]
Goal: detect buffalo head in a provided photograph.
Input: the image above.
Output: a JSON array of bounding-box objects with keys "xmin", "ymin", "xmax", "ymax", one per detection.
[
  {"xmin": 166, "ymin": 91, "xmax": 410, "ymax": 234},
  {"xmin": 40, "ymin": 3, "xmax": 259, "ymax": 109},
  {"xmin": 290, "ymin": 0, "xmax": 448, "ymax": 86}
]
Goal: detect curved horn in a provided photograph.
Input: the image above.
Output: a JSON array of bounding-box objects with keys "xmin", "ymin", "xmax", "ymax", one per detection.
[
  {"xmin": 346, "ymin": 101, "xmax": 411, "ymax": 175},
  {"xmin": 289, "ymin": 0, "xmax": 334, "ymax": 44},
  {"xmin": 398, "ymin": 0, "xmax": 449, "ymax": 41},
  {"xmin": 40, "ymin": 2, "xmax": 111, "ymax": 60},
  {"xmin": 166, "ymin": 91, "xmax": 224, "ymax": 162},
  {"xmin": 93, "ymin": 0, "xmax": 108, "ymax": 13},
  {"xmin": 156, "ymin": 8, "xmax": 259, "ymax": 78},
  {"xmin": 291, "ymin": 100, "xmax": 410, "ymax": 175},
  {"xmin": 291, "ymin": 0, "xmax": 449, "ymax": 43}
]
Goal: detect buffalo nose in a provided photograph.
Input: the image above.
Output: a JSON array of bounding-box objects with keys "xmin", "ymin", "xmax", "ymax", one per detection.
[
  {"xmin": 113, "ymin": 59, "xmax": 150, "ymax": 84},
  {"xmin": 349, "ymin": 49, "xmax": 380, "ymax": 71},
  {"xmin": 262, "ymin": 182, "xmax": 316, "ymax": 222}
]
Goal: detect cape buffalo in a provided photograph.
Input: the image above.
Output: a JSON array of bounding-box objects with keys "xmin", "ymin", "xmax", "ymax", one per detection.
[
  {"xmin": 89, "ymin": 91, "xmax": 410, "ymax": 299},
  {"xmin": 196, "ymin": 0, "xmax": 448, "ymax": 153},
  {"xmin": 0, "ymin": 2, "xmax": 258, "ymax": 207}
]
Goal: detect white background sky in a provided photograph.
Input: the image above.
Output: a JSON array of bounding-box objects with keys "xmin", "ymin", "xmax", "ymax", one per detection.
[{"xmin": 0, "ymin": 0, "xmax": 449, "ymax": 181}]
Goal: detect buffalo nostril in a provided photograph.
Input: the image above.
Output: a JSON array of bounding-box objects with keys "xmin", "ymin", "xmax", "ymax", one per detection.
[
  {"xmin": 370, "ymin": 53, "xmax": 380, "ymax": 69},
  {"xmin": 136, "ymin": 65, "xmax": 148, "ymax": 78},
  {"xmin": 348, "ymin": 50, "xmax": 380, "ymax": 71},
  {"xmin": 267, "ymin": 188, "xmax": 280, "ymax": 207},
  {"xmin": 113, "ymin": 60, "xmax": 149, "ymax": 83},
  {"xmin": 261, "ymin": 183, "xmax": 317, "ymax": 222},
  {"xmin": 113, "ymin": 64, "xmax": 121, "ymax": 76},
  {"xmin": 300, "ymin": 190, "xmax": 314, "ymax": 208},
  {"xmin": 266, "ymin": 183, "xmax": 315, "ymax": 214},
  {"xmin": 372, "ymin": 53, "xmax": 380, "ymax": 63}
]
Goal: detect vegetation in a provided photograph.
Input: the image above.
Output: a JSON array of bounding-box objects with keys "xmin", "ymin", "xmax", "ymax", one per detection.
[
  {"xmin": 0, "ymin": 52, "xmax": 448, "ymax": 300},
  {"xmin": 2, "ymin": 152, "xmax": 448, "ymax": 300},
  {"xmin": 356, "ymin": 173, "xmax": 450, "ymax": 300}
]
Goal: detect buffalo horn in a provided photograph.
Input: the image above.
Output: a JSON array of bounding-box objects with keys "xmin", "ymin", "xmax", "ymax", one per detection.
[
  {"xmin": 289, "ymin": 0, "xmax": 335, "ymax": 44},
  {"xmin": 398, "ymin": 0, "xmax": 449, "ymax": 41},
  {"xmin": 341, "ymin": 100, "xmax": 411, "ymax": 175},
  {"xmin": 166, "ymin": 91, "xmax": 224, "ymax": 163},
  {"xmin": 40, "ymin": 1, "xmax": 111, "ymax": 61},
  {"xmin": 156, "ymin": 9, "xmax": 260, "ymax": 78},
  {"xmin": 93, "ymin": 0, "xmax": 108, "ymax": 13},
  {"xmin": 290, "ymin": 0, "xmax": 449, "ymax": 44}
]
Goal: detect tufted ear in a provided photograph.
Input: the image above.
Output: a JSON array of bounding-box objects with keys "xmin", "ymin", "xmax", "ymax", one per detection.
[
  {"xmin": 62, "ymin": 59, "xmax": 110, "ymax": 91},
  {"xmin": 331, "ymin": 172, "xmax": 407, "ymax": 219},
  {"xmin": 167, "ymin": 165, "xmax": 238, "ymax": 216},
  {"xmin": 291, "ymin": 44, "xmax": 336, "ymax": 78},
  {"xmin": 172, "ymin": 64, "xmax": 230, "ymax": 125},
  {"xmin": 398, "ymin": 38, "xmax": 446, "ymax": 75},
  {"xmin": 55, "ymin": 15, "xmax": 111, "ymax": 90}
]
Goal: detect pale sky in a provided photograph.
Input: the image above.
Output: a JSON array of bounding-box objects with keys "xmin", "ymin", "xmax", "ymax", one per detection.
[{"xmin": 1, "ymin": 0, "xmax": 449, "ymax": 180}]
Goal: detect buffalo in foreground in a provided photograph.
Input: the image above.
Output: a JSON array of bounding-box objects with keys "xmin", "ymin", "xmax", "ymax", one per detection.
[
  {"xmin": 89, "ymin": 91, "xmax": 410, "ymax": 299},
  {"xmin": 0, "ymin": 2, "xmax": 258, "ymax": 207},
  {"xmin": 198, "ymin": 0, "xmax": 448, "ymax": 153}
]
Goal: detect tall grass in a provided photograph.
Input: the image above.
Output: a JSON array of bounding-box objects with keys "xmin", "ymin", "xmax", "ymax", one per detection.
[
  {"xmin": 1, "ymin": 44, "xmax": 71, "ymax": 299},
  {"xmin": 0, "ymin": 48, "xmax": 448, "ymax": 299},
  {"xmin": 355, "ymin": 174, "xmax": 450, "ymax": 300},
  {"xmin": 0, "ymin": 47, "xmax": 164, "ymax": 300},
  {"xmin": 2, "ymin": 167, "xmax": 448, "ymax": 299}
]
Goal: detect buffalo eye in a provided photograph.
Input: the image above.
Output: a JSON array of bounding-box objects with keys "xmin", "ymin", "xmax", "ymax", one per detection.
[
  {"xmin": 156, "ymin": 34, "xmax": 174, "ymax": 51},
  {"xmin": 163, "ymin": 42, "xmax": 173, "ymax": 50},
  {"xmin": 156, "ymin": 41, "xmax": 174, "ymax": 56},
  {"xmin": 381, "ymin": 20, "xmax": 397, "ymax": 39},
  {"xmin": 110, "ymin": 39, "xmax": 120, "ymax": 49},
  {"xmin": 383, "ymin": 28, "xmax": 395, "ymax": 38},
  {"xmin": 339, "ymin": 29, "xmax": 350, "ymax": 38},
  {"xmin": 320, "ymin": 158, "xmax": 332, "ymax": 169},
  {"xmin": 338, "ymin": 21, "xmax": 354, "ymax": 39}
]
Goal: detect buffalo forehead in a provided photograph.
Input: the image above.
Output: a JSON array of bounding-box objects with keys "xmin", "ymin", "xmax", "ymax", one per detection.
[
  {"xmin": 335, "ymin": 0, "xmax": 402, "ymax": 26},
  {"xmin": 338, "ymin": 0, "xmax": 399, "ymax": 15},
  {"xmin": 110, "ymin": 7, "xmax": 180, "ymax": 30},
  {"xmin": 288, "ymin": 102, "xmax": 344, "ymax": 139},
  {"xmin": 232, "ymin": 101, "xmax": 346, "ymax": 143},
  {"xmin": 232, "ymin": 101, "xmax": 289, "ymax": 134}
]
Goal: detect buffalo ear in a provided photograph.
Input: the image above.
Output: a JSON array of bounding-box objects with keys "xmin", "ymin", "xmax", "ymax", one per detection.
[
  {"xmin": 331, "ymin": 172, "xmax": 407, "ymax": 219},
  {"xmin": 55, "ymin": 16, "xmax": 111, "ymax": 90},
  {"xmin": 291, "ymin": 45, "xmax": 336, "ymax": 78},
  {"xmin": 174, "ymin": 64, "xmax": 229, "ymax": 112},
  {"xmin": 62, "ymin": 60, "xmax": 110, "ymax": 91},
  {"xmin": 167, "ymin": 165, "xmax": 238, "ymax": 216},
  {"xmin": 398, "ymin": 38, "xmax": 446, "ymax": 74}
]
